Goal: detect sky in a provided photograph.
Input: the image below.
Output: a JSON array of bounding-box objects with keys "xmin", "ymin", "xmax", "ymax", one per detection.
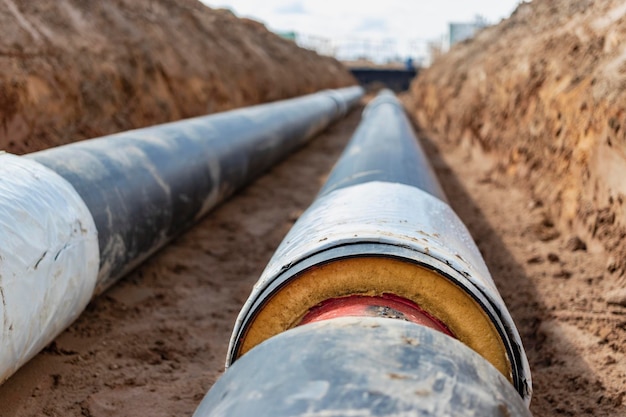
[{"xmin": 201, "ymin": 0, "xmax": 523, "ymax": 62}]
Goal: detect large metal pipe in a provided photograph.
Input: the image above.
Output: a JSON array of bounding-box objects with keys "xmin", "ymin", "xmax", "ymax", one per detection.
[
  {"xmin": 193, "ymin": 90, "xmax": 532, "ymax": 415},
  {"xmin": 0, "ymin": 86, "xmax": 364, "ymax": 384}
]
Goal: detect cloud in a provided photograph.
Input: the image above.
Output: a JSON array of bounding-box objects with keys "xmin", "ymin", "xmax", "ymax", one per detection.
[{"xmin": 274, "ymin": 2, "xmax": 307, "ymax": 15}]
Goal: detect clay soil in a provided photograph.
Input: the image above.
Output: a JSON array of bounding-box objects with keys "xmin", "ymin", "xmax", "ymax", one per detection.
[{"xmin": 1, "ymin": 0, "xmax": 625, "ymax": 416}]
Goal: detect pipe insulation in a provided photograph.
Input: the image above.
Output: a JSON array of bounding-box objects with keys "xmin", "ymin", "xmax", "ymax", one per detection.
[
  {"xmin": 193, "ymin": 90, "xmax": 532, "ymax": 416},
  {"xmin": 0, "ymin": 86, "xmax": 364, "ymax": 384},
  {"xmin": 0, "ymin": 153, "xmax": 99, "ymax": 383}
]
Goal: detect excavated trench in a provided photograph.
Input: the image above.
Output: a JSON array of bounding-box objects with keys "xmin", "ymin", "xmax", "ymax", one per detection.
[{"xmin": 0, "ymin": 0, "xmax": 624, "ymax": 416}]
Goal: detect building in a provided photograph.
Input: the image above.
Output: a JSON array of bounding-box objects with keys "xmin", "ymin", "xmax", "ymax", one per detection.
[{"xmin": 447, "ymin": 16, "xmax": 489, "ymax": 49}]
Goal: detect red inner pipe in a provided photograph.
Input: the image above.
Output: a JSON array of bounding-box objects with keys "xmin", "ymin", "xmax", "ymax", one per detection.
[{"xmin": 299, "ymin": 293, "xmax": 455, "ymax": 338}]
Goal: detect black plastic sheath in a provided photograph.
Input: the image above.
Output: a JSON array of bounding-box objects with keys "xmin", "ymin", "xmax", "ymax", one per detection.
[
  {"xmin": 27, "ymin": 87, "xmax": 363, "ymax": 292},
  {"xmin": 318, "ymin": 90, "xmax": 446, "ymax": 202}
]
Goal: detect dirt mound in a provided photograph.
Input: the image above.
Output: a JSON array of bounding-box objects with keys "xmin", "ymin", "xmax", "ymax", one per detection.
[
  {"xmin": 0, "ymin": 0, "xmax": 354, "ymax": 154},
  {"xmin": 409, "ymin": 0, "xmax": 626, "ymax": 415},
  {"xmin": 410, "ymin": 0, "xmax": 626, "ymax": 276}
]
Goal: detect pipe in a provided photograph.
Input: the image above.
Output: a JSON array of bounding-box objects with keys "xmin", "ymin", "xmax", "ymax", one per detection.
[
  {"xmin": 0, "ymin": 86, "xmax": 364, "ymax": 384},
  {"xmin": 193, "ymin": 90, "xmax": 532, "ymax": 415},
  {"xmin": 27, "ymin": 86, "xmax": 363, "ymax": 292},
  {"xmin": 195, "ymin": 318, "xmax": 531, "ymax": 416}
]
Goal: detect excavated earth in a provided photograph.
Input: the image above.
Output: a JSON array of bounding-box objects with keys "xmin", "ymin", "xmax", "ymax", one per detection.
[
  {"xmin": 1, "ymin": 0, "xmax": 625, "ymax": 416},
  {"xmin": 410, "ymin": 0, "xmax": 626, "ymax": 415},
  {"xmin": 0, "ymin": 0, "xmax": 353, "ymax": 154}
]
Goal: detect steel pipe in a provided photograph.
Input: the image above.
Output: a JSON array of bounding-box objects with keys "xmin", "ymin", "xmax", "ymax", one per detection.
[
  {"xmin": 0, "ymin": 86, "xmax": 364, "ymax": 384},
  {"xmin": 194, "ymin": 90, "xmax": 532, "ymax": 416}
]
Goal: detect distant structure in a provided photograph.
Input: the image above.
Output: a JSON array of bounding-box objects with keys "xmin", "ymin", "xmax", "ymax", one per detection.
[
  {"xmin": 348, "ymin": 67, "xmax": 418, "ymax": 92},
  {"xmin": 276, "ymin": 30, "xmax": 427, "ymax": 68},
  {"xmin": 447, "ymin": 16, "xmax": 489, "ymax": 48}
]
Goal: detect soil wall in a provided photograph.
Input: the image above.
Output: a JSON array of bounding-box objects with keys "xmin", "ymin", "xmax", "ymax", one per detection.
[
  {"xmin": 410, "ymin": 0, "xmax": 626, "ymax": 276},
  {"xmin": 0, "ymin": 0, "xmax": 355, "ymax": 154}
]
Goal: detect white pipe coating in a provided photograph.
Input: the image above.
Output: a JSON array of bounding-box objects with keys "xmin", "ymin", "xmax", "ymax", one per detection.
[{"xmin": 0, "ymin": 153, "xmax": 99, "ymax": 384}]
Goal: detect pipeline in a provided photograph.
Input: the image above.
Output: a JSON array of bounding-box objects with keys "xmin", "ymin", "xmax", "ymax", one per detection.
[
  {"xmin": 193, "ymin": 90, "xmax": 532, "ymax": 416},
  {"xmin": 0, "ymin": 86, "xmax": 364, "ymax": 384}
]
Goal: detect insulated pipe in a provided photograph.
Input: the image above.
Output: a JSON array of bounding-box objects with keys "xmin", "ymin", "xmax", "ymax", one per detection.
[
  {"xmin": 193, "ymin": 90, "xmax": 532, "ymax": 416},
  {"xmin": 0, "ymin": 86, "xmax": 364, "ymax": 384},
  {"xmin": 195, "ymin": 318, "xmax": 531, "ymax": 416},
  {"xmin": 28, "ymin": 86, "xmax": 363, "ymax": 291}
]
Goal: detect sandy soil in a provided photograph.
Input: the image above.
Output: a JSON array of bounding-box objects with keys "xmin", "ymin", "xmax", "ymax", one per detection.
[
  {"xmin": 416, "ymin": 125, "xmax": 626, "ymax": 416},
  {"xmin": 411, "ymin": 0, "xmax": 626, "ymax": 275},
  {"xmin": 0, "ymin": 0, "xmax": 354, "ymax": 154},
  {"xmin": 409, "ymin": 0, "xmax": 626, "ymax": 414}
]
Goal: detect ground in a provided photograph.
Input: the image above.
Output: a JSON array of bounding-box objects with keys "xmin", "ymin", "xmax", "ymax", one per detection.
[{"xmin": 416, "ymin": 122, "xmax": 626, "ymax": 416}]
